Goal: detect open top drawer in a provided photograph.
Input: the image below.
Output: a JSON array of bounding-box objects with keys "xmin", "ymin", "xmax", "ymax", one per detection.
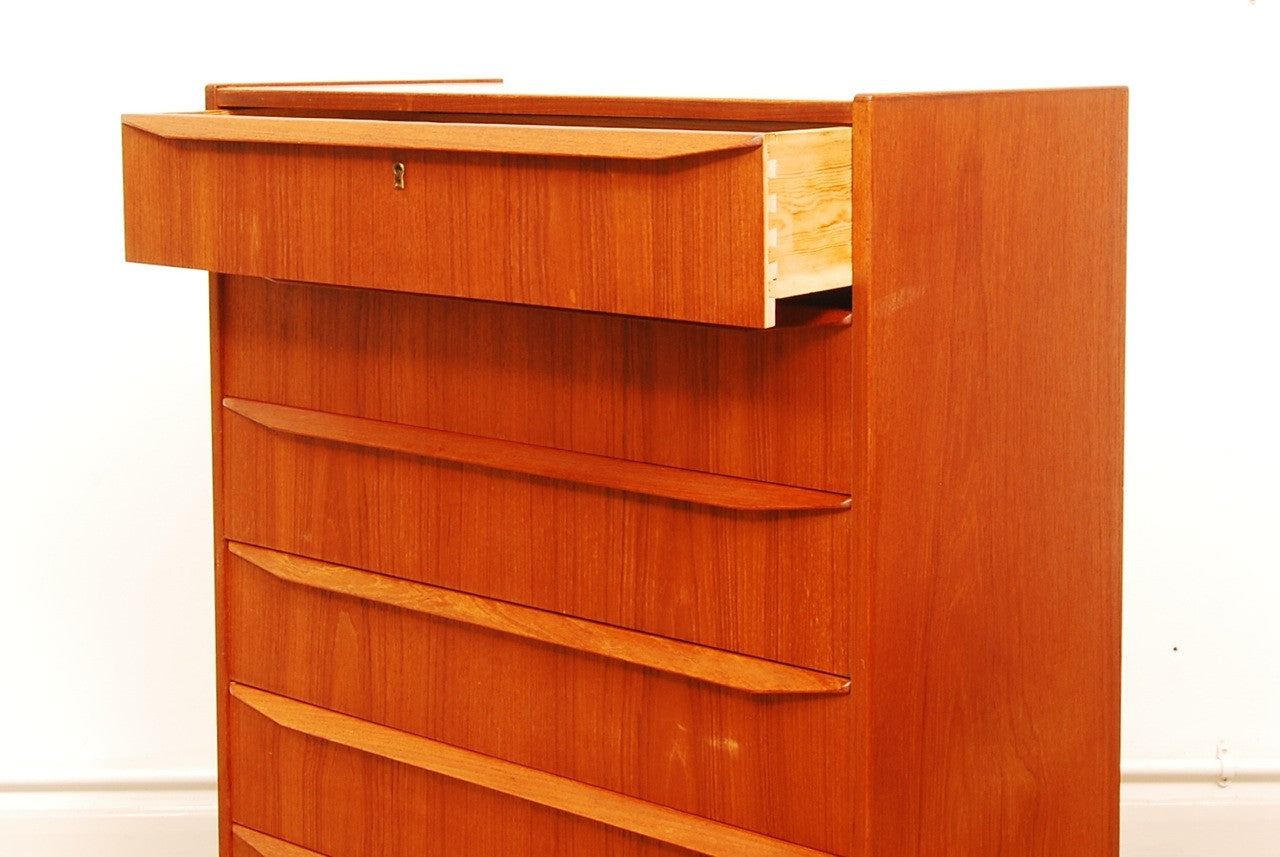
[{"xmin": 122, "ymin": 112, "xmax": 851, "ymax": 327}]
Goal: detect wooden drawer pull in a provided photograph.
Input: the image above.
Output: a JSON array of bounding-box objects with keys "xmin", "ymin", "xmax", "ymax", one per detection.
[
  {"xmin": 233, "ymin": 826, "xmax": 327, "ymax": 857},
  {"xmin": 231, "ymin": 684, "xmax": 835, "ymax": 857},
  {"xmin": 122, "ymin": 112, "xmax": 765, "ymax": 160},
  {"xmin": 223, "ymin": 398, "xmax": 852, "ymax": 512},
  {"xmin": 230, "ymin": 542, "xmax": 850, "ymax": 696}
]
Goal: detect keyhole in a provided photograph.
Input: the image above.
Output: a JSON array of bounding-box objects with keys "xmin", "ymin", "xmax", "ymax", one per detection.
[{"xmin": 393, "ymin": 162, "xmax": 405, "ymax": 190}]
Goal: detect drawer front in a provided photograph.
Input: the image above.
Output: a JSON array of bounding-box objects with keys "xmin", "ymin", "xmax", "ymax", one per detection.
[
  {"xmin": 229, "ymin": 690, "xmax": 700, "ymax": 857},
  {"xmin": 122, "ymin": 115, "xmax": 850, "ymax": 327},
  {"xmin": 227, "ymin": 546, "xmax": 852, "ymax": 854},
  {"xmin": 219, "ymin": 276, "xmax": 854, "ymax": 497},
  {"xmin": 222, "ymin": 408, "xmax": 850, "ymax": 674}
]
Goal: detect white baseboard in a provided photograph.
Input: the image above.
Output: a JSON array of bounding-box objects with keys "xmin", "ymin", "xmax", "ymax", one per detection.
[
  {"xmin": 0, "ymin": 788, "xmax": 217, "ymax": 857},
  {"xmin": 1120, "ymin": 779, "xmax": 1280, "ymax": 857},
  {"xmin": 1, "ymin": 776, "xmax": 1277, "ymax": 856}
]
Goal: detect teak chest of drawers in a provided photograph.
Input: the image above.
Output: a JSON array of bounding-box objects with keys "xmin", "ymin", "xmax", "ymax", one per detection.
[{"xmin": 122, "ymin": 81, "xmax": 1126, "ymax": 857}]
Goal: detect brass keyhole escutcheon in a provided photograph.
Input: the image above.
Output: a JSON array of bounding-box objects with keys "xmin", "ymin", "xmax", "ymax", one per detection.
[{"xmin": 393, "ymin": 162, "xmax": 406, "ymax": 190}]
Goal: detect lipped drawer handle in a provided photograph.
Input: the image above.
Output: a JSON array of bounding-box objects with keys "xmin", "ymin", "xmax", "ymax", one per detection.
[
  {"xmin": 230, "ymin": 541, "xmax": 850, "ymax": 696},
  {"xmin": 223, "ymin": 397, "xmax": 852, "ymax": 513},
  {"xmin": 121, "ymin": 112, "xmax": 765, "ymax": 160},
  {"xmin": 231, "ymin": 685, "xmax": 837, "ymax": 856}
]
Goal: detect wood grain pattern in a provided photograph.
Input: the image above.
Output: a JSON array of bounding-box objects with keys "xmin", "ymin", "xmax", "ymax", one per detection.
[
  {"xmin": 210, "ymin": 83, "xmax": 854, "ymax": 125},
  {"xmin": 852, "ymin": 88, "xmax": 1126, "ymax": 856},
  {"xmin": 122, "ymin": 122, "xmax": 848, "ymax": 325},
  {"xmin": 122, "ymin": 82, "xmax": 1125, "ymax": 857},
  {"xmin": 218, "ymin": 276, "xmax": 853, "ymax": 494},
  {"xmin": 220, "ymin": 107, "xmax": 839, "ymax": 132},
  {"xmin": 230, "ymin": 685, "xmax": 834, "ymax": 857},
  {"xmin": 123, "ymin": 113, "xmax": 766, "ymax": 160},
  {"xmin": 229, "ymin": 540, "xmax": 850, "ymax": 695},
  {"xmin": 208, "ymin": 279, "xmax": 232, "ymax": 856},
  {"xmin": 208, "ymin": 76, "xmax": 502, "ymax": 92},
  {"xmin": 772, "ymin": 302, "xmax": 852, "ymax": 328},
  {"xmin": 224, "ymin": 397, "xmax": 850, "ymax": 512},
  {"xmin": 225, "ymin": 547, "xmax": 854, "ymax": 851},
  {"xmin": 765, "ymin": 127, "xmax": 853, "ymax": 300},
  {"xmin": 216, "ymin": 277, "xmax": 852, "ymax": 675},
  {"xmin": 222, "ymin": 406, "xmax": 849, "ymax": 674},
  {"xmin": 123, "ymin": 126, "xmax": 765, "ymax": 325},
  {"xmin": 230, "ymin": 691, "xmax": 709, "ymax": 857},
  {"xmin": 233, "ymin": 826, "xmax": 329, "ymax": 857}
]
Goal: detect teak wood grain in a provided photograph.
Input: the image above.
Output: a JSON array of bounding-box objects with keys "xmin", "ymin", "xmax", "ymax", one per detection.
[
  {"xmin": 852, "ymin": 88, "xmax": 1126, "ymax": 856},
  {"xmin": 225, "ymin": 547, "xmax": 854, "ymax": 850},
  {"xmin": 123, "ymin": 113, "xmax": 769, "ymax": 160},
  {"xmin": 228, "ymin": 541, "xmax": 850, "ymax": 695},
  {"xmin": 227, "ymin": 690, "xmax": 742, "ymax": 856},
  {"xmin": 217, "ymin": 276, "xmax": 853, "ymax": 493},
  {"xmin": 215, "ymin": 270, "xmax": 856, "ymax": 676},
  {"xmin": 122, "ymin": 127, "xmax": 762, "ymax": 325},
  {"xmin": 221, "ymin": 404, "xmax": 850, "ymax": 673},
  {"xmin": 223, "ymin": 397, "xmax": 851, "ymax": 512},
  {"xmin": 233, "ymin": 826, "xmax": 328, "ymax": 857},
  {"xmin": 231, "ymin": 684, "xmax": 834, "ymax": 856},
  {"xmin": 210, "ymin": 82, "xmax": 855, "ymax": 124},
  {"xmin": 122, "ymin": 123, "xmax": 850, "ymax": 326},
  {"xmin": 123, "ymin": 82, "xmax": 1126, "ymax": 857}
]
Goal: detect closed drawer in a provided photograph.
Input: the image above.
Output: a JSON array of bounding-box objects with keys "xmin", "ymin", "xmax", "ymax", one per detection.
[
  {"xmin": 122, "ymin": 113, "xmax": 851, "ymax": 327},
  {"xmin": 218, "ymin": 276, "xmax": 854, "ymax": 497},
  {"xmin": 226, "ymin": 542, "xmax": 852, "ymax": 855},
  {"xmin": 230, "ymin": 687, "xmax": 835, "ymax": 857},
  {"xmin": 230, "ymin": 689, "xmax": 697, "ymax": 857},
  {"xmin": 221, "ymin": 404, "xmax": 851, "ymax": 674}
]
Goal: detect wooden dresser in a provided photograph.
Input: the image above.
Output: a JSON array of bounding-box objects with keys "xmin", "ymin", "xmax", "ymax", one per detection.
[{"xmin": 121, "ymin": 81, "xmax": 1126, "ymax": 857}]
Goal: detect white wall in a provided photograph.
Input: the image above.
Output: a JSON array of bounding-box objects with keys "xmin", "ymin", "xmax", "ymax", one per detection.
[{"xmin": 2, "ymin": 1, "xmax": 1277, "ymax": 854}]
